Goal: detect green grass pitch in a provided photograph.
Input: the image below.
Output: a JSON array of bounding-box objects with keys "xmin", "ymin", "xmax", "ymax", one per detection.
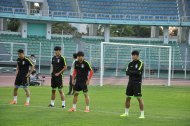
[{"xmin": 0, "ymin": 85, "xmax": 190, "ymax": 126}]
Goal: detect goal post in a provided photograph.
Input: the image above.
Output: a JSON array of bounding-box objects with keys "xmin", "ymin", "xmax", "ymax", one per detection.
[{"xmin": 100, "ymin": 42, "xmax": 172, "ymax": 86}]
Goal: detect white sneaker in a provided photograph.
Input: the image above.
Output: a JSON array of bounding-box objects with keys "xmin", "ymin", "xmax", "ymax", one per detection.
[
  {"xmin": 120, "ymin": 113, "xmax": 128, "ymax": 117},
  {"xmin": 139, "ymin": 115, "xmax": 145, "ymax": 119}
]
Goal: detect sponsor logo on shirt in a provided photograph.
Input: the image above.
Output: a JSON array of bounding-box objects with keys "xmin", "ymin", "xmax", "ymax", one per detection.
[
  {"xmin": 22, "ymin": 61, "xmax": 25, "ymax": 65},
  {"xmin": 81, "ymin": 64, "xmax": 84, "ymax": 68},
  {"xmin": 135, "ymin": 64, "xmax": 138, "ymax": 69}
]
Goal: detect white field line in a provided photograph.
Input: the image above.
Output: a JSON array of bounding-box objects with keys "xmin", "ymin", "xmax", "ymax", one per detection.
[{"xmin": 0, "ymin": 104, "xmax": 188, "ymax": 120}]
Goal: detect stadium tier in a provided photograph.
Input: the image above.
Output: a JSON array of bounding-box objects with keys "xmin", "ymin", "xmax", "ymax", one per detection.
[
  {"xmin": 0, "ymin": 0, "xmax": 184, "ymax": 24},
  {"xmin": 78, "ymin": 0, "xmax": 179, "ymax": 16},
  {"xmin": 47, "ymin": 0, "xmax": 74, "ymax": 12},
  {"xmin": 187, "ymin": 0, "xmax": 190, "ymax": 16},
  {"xmin": 0, "ymin": 0, "xmax": 23, "ymax": 8}
]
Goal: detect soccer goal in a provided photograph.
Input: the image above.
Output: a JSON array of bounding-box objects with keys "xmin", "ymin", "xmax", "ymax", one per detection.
[{"xmin": 100, "ymin": 42, "xmax": 172, "ymax": 86}]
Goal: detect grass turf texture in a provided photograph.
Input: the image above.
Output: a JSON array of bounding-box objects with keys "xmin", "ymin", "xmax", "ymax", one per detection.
[{"xmin": 0, "ymin": 85, "xmax": 190, "ymax": 126}]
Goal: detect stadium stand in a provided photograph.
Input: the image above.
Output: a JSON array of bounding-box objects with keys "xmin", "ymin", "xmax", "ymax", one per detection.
[
  {"xmin": 0, "ymin": 0, "xmax": 23, "ymax": 8},
  {"xmin": 186, "ymin": 0, "xmax": 190, "ymax": 16},
  {"xmin": 47, "ymin": 0, "xmax": 74, "ymax": 12},
  {"xmin": 78, "ymin": 0, "xmax": 179, "ymax": 16},
  {"xmin": 0, "ymin": 0, "xmax": 181, "ymax": 22}
]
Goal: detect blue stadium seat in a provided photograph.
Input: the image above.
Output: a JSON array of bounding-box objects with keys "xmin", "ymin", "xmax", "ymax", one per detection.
[{"xmin": 78, "ymin": 0, "xmax": 179, "ymax": 16}]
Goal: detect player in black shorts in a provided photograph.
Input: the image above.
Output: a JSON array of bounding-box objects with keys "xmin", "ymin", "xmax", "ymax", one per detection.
[
  {"xmin": 48, "ymin": 46, "xmax": 67, "ymax": 108},
  {"xmin": 9, "ymin": 49, "xmax": 35, "ymax": 106},
  {"xmin": 120, "ymin": 50, "xmax": 145, "ymax": 119},
  {"xmin": 68, "ymin": 51, "xmax": 93, "ymax": 113}
]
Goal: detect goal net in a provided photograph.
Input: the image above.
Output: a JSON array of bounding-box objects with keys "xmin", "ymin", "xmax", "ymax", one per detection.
[{"xmin": 100, "ymin": 42, "xmax": 172, "ymax": 86}]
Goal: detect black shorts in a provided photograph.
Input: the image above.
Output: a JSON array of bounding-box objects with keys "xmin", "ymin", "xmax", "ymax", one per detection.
[
  {"xmin": 74, "ymin": 80, "xmax": 88, "ymax": 93},
  {"xmin": 126, "ymin": 81, "xmax": 142, "ymax": 97},
  {"xmin": 51, "ymin": 74, "xmax": 63, "ymax": 90},
  {"xmin": 15, "ymin": 75, "xmax": 29, "ymax": 88}
]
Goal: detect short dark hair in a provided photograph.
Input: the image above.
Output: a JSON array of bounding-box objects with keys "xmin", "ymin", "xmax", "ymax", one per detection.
[
  {"xmin": 77, "ymin": 51, "xmax": 84, "ymax": 57},
  {"xmin": 31, "ymin": 54, "xmax": 35, "ymax": 57},
  {"xmin": 17, "ymin": 49, "xmax": 24, "ymax": 54},
  {"xmin": 54, "ymin": 46, "xmax": 61, "ymax": 51},
  {"xmin": 131, "ymin": 50, "xmax": 139, "ymax": 56},
  {"xmin": 73, "ymin": 53, "xmax": 77, "ymax": 59}
]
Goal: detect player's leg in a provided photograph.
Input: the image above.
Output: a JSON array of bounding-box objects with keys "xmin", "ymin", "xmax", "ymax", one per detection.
[
  {"xmin": 137, "ymin": 97, "xmax": 144, "ymax": 118},
  {"xmin": 23, "ymin": 77, "xmax": 30, "ymax": 106},
  {"xmin": 10, "ymin": 76, "xmax": 21, "ymax": 104},
  {"xmin": 125, "ymin": 96, "xmax": 131, "ymax": 113},
  {"xmin": 57, "ymin": 75, "xmax": 65, "ymax": 108},
  {"xmin": 58, "ymin": 89, "xmax": 65, "ymax": 108},
  {"xmin": 23, "ymin": 87, "xmax": 30, "ymax": 106},
  {"xmin": 68, "ymin": 82, "xmax": 81, "ymax": 112},
  {"xmin": 83, "ymin": 92, "xmax": 90, "ymax": 112},
  {"xmin": 67, "ymin": 75, "xmax": 72, "ymax": 95},
  {"xmin": 10, "ymin": 87, "xmax": 18, "ymax": 104},
  {"xmin": 49, "ymin": 89, "xmax": 56, "ymax": 107},
  {"xmin": 134, "ymin": 83, "xmax": 145, "ymax": 118},
  {"xmin": 68, "ymin": 92, "xmax": 79, "ymax": 112},
  {"xmin": 73, "ymin": 92, "xmax": 78, "ymax": 106},
  {"xmin": 120, "ymin": 84, "xmax": 133, "ymax": 117},
  {"xmin": 83, "ymin": 83, "xmax": 90, "ymax": 112},
  {"xmin": 49, "ymin": 76, "xmax": 57, "ymax": 107}
]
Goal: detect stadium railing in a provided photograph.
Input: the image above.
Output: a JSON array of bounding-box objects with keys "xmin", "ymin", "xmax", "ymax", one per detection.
[
  {"xmin": 0, "ymin": 6, "xmax": 181, "ymax": 22},
  {"xmin": 182, "ymin": 16, "xmax": 190, "ymax": 22}
]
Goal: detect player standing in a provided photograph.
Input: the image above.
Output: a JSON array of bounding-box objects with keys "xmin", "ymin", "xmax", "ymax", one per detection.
[
  {"xmin": 10, "ymin": 49, "xmax": 35, "ymax": 106},
  {"xmin": 120, "ymin": 50, "xmax": 145, "ymax": 119},
  {"xmin": 68, "ymin": 51, "xmax": 93, "ymax": 112},
  {"xmin": 67, "ymin": 53, "xmax": 77, "ymax": 95},
  {"xmin": 48, "ymin": 46, "xmax": 67, "ymax": 108}
]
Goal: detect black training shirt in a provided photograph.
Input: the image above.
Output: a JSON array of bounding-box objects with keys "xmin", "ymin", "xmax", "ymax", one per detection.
[
  {"xmin": 17, "ymin": 56, "xmax": 34, "ymax": 75},
  {"xmin": 74, "ymin": 60, "xmax": 92, "ymax": 81},
  {"xmin": 52, "ymin": 56, "xmax": 67, "ymax": 74},
  {"xmin": 126, "ymin": 60, "xmax": 143, "ymax": 83}
]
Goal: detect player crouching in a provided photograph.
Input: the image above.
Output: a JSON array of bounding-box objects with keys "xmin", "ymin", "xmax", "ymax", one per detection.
[
  {"xmin": 68, "ymin": 51, "xmax": 93, "ymax": 113},
  {"xmin": 10, "ymin": 49, "xmax": 35, "ymax": 106}
]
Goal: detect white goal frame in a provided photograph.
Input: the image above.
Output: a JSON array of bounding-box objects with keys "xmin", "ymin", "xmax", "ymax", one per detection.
[{"xmin": 100, "ymin": 42, "xmax": 172, "ymax": 86}]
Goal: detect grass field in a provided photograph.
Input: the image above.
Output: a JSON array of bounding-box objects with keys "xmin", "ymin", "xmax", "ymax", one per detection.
[{"xmin": 0, "ymin": 85, "xmax": 190, "ymax": 126}]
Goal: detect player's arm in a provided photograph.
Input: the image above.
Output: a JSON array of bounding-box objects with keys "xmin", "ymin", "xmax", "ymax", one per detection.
[
  {"xmin": 126, "ymin": 63, "xmax": 131, "ymax": 76},
  {"xmin": 86, "ymin": 62, "xmax": 94, "ymax": 85},
  {"xmin": 51, "ymin": 57, "xmax": 53, "ymax": 74},
  {"xmin": 72, "ymin": 69, "xmax": 77, "ymax": 85},
  {"xmin": 56, "ymin": 66, "xmax": 67, "ymax": 76},
  {"xmin": 51, "ymin": 64, "xmax": 53, "ymax": 74},
  {"xmin": 129, "ymin": 61, "xmax": 143, "ymax": 75},
  {"xmin": 55, "ymin": 56, "xmax": 67, "ymax": 76},
  {"xmin": 16, "ymin": 64, "xmax": 19, "ymax": 76},
  {"xmin": 26, "ymin": 57, "xmax": 35, "ymax": 77}
]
